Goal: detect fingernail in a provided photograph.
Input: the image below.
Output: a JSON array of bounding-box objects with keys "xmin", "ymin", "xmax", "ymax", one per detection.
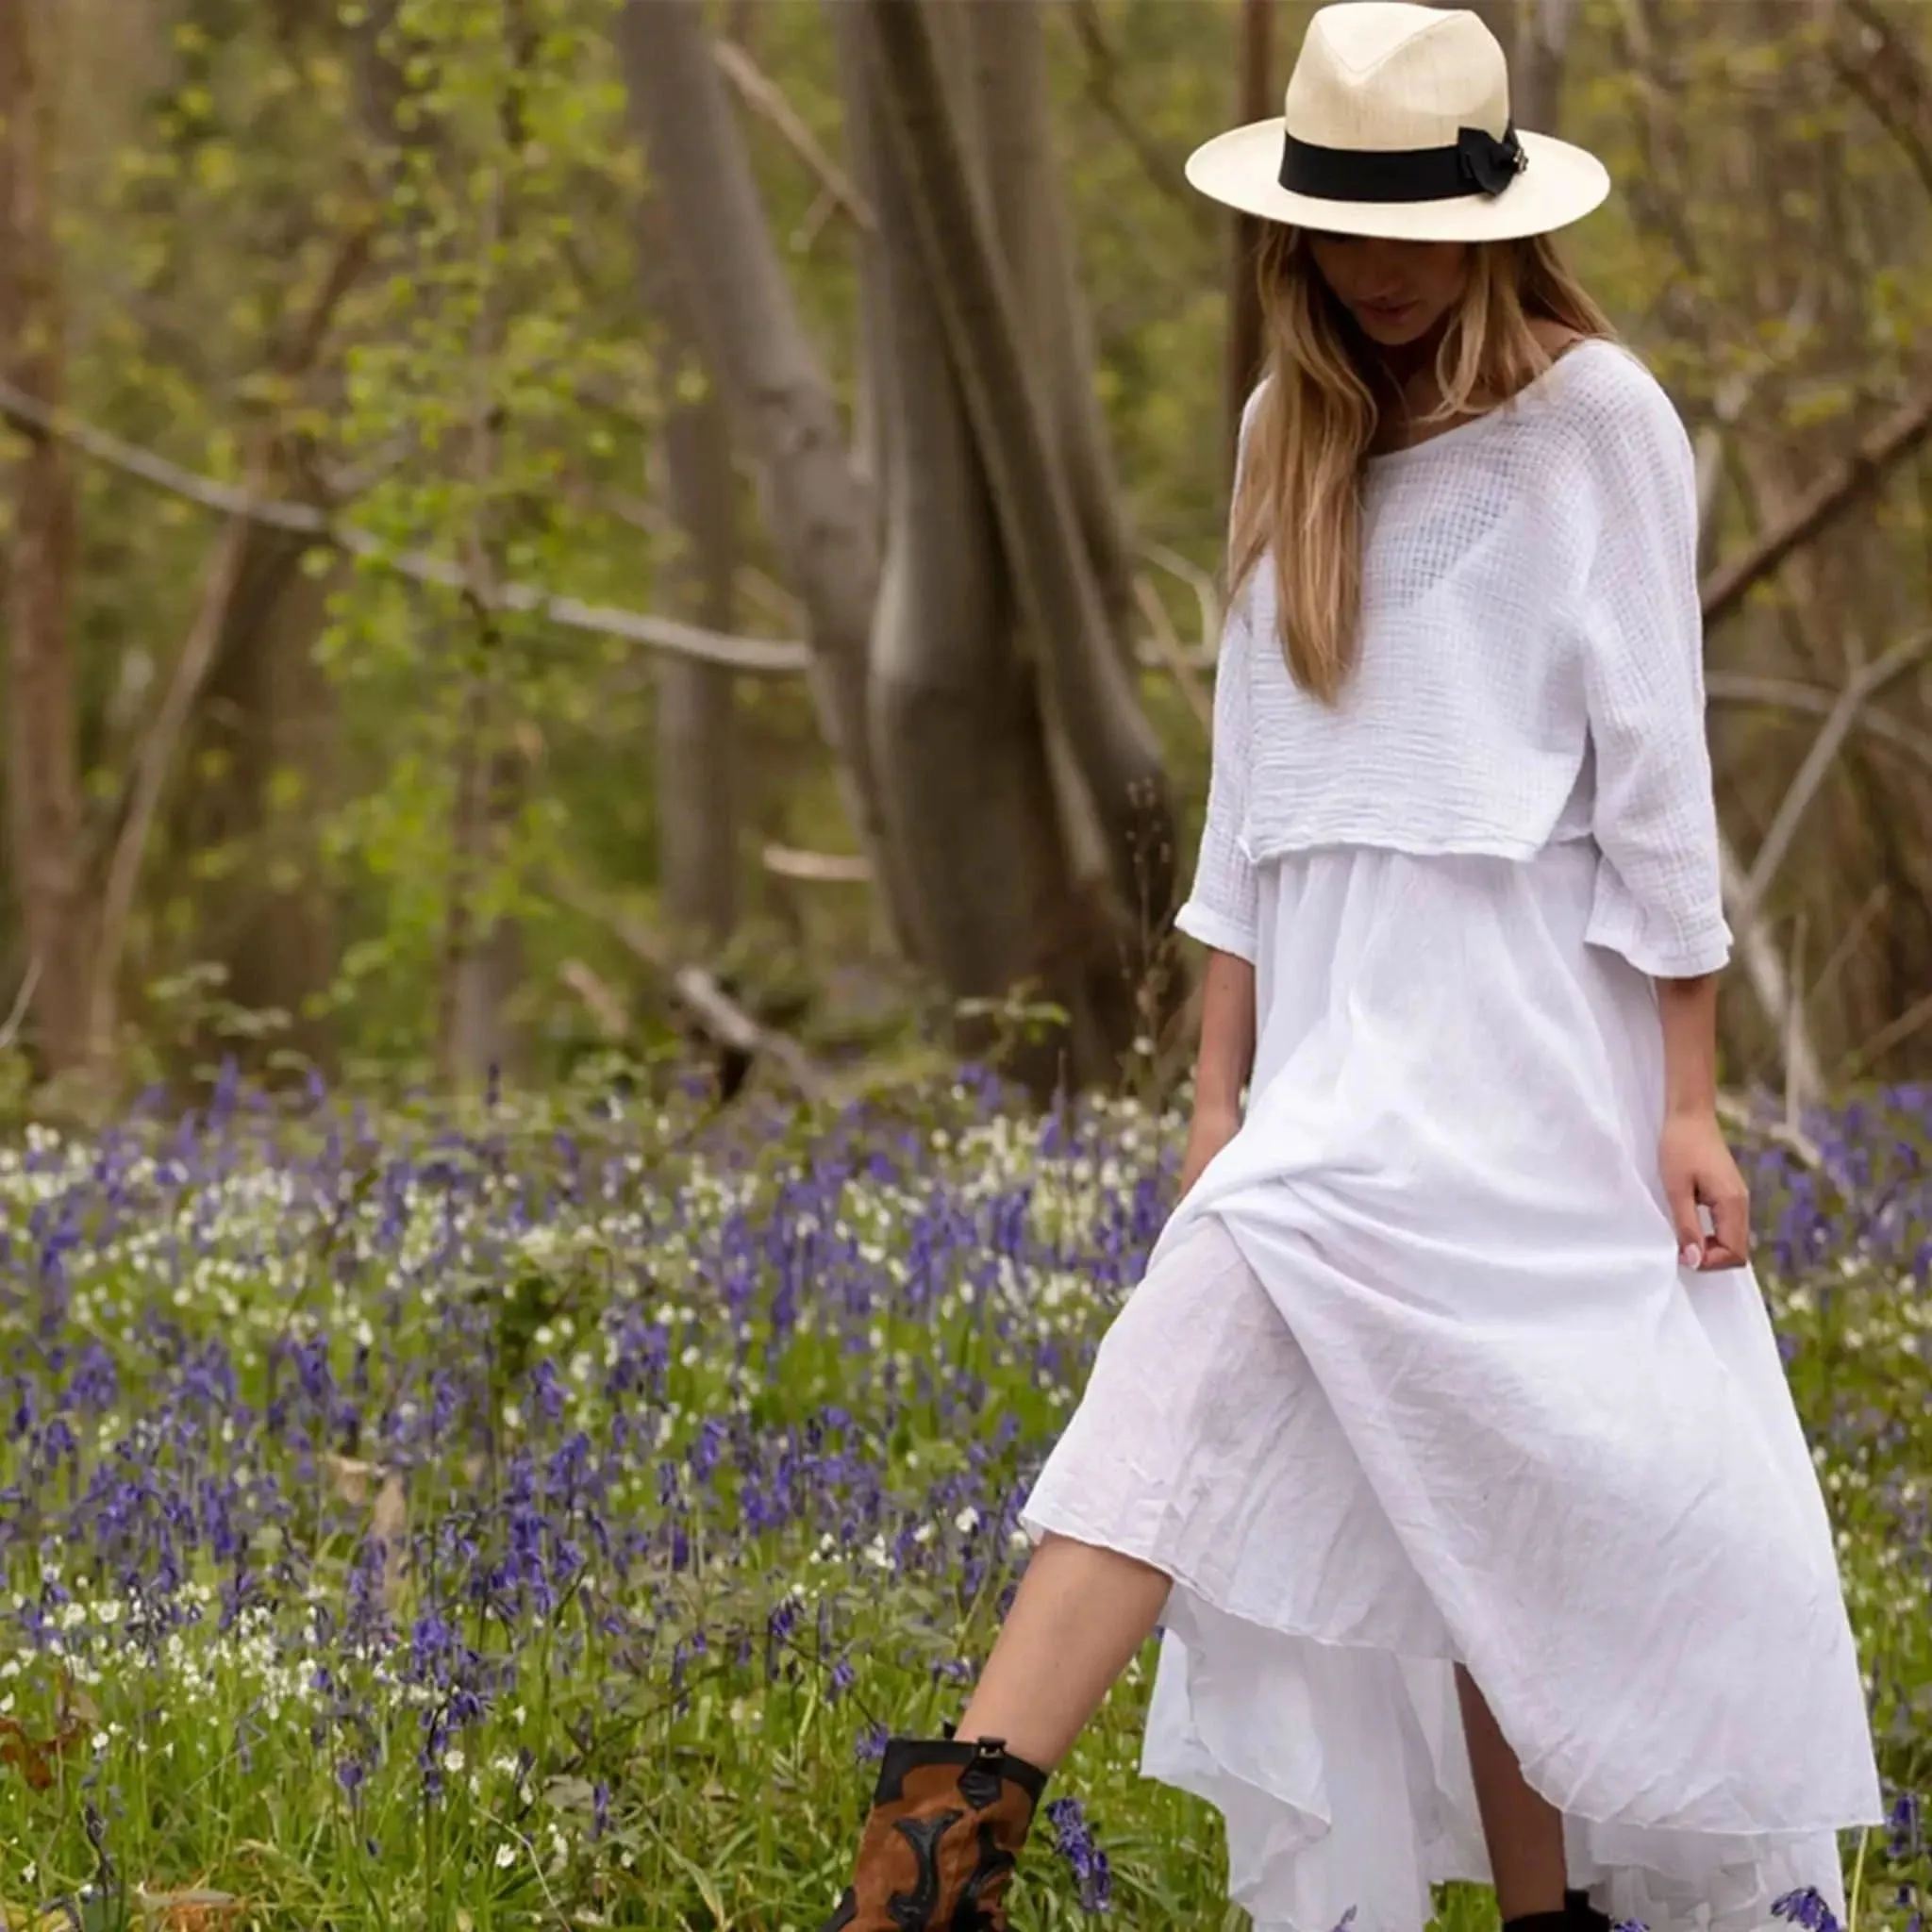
[{"xmin": 1680, "ymin": 1244, "xmax": 1702, "ymax": 1270}]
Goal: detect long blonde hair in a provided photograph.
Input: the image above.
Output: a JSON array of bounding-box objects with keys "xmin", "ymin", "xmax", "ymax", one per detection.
[{"xmin": 1229, "ymin": 226, "xmax": 1617, "ymax": 705}]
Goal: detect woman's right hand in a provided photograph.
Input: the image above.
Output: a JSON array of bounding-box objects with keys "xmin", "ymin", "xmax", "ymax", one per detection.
[{"xmin": 1178, "ymin": 1104, "xmax": 1241, "ymax": 1201}]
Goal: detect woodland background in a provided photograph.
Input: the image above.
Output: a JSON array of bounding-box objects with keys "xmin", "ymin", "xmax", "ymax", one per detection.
[{"xmin": 3, "ymin": 0, "xmax": 1931, "ymax": 1117}]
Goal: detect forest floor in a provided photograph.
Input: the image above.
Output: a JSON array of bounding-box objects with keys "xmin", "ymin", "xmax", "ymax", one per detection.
[{"xmin": 0, "ymin": 1073, "xmax": 1926, "ymax": 1931}]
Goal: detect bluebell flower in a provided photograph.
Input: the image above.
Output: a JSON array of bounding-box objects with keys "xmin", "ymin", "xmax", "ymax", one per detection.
[
  {"xmin": 1890, "ymin": 1789, "xmax": 1922, "ymax": 1857},
  {"xmin": 1773, "ymin": 1888, "xmax": 1841, "ymax": 1932},
  {"xmin": 1044, "ymin": 1795, "xmax": 1112, "ymax": 1913}
]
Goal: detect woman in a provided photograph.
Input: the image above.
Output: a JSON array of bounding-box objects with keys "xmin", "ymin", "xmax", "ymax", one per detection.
[{"xmin": 819, "ymin": 8, "xmax": 1883, "ymax": 1931}]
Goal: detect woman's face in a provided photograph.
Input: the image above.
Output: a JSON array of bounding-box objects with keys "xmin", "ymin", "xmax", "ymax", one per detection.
[{"xmin": 1305, "ymin": 233, "xmax": 1472, "ymax": 347}]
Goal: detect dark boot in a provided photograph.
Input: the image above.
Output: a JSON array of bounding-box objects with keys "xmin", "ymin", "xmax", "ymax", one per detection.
[
  {"xmin": 820, "ymin": 1734, "xmax": 1048, "ymax": 1932},
  {"xmin": 1568, "ymin": 1890, "xmax": 1613, "ymax": 1932}
]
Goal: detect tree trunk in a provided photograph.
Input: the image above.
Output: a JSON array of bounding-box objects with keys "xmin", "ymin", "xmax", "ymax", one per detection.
[
  {"xmin": 658, "ymin": 394, "xmax": 741, "ymax": 942},
  {"xmin": 960, "ymin": 0, "xmax": 1159, "ymax": 1067},
  {"xmin": 971, "ymin": 3, "xmax": 1140, "ymax": 656},
  {"xmin": 617, "ymin": 0, "xmax": 921, "ymax": 959},
  {"xmin": 436, "ymin": 702, "xmax": 530, "ymax": 1098},
  {"xmin": 169, "ymin": 510, "xmax": 342, "ymax": 1080},
  {"xmin": 437, "ymin": 675, "xmax": 527, "ymax": 1091},
  {"xmin": 861, "ymin": 0, "xmax": 1179, "ymax": 958},
  {"xmin": 0, "ymin": 0, "xmax": 91, "ymax": 1079},
  {"xmin": 647, "ymin": 225, "xmax": 740, "ymax": 944},
  {"xmin": 834, "ymin": 0, "xmax": 1107, "ymax": 1092},
  {"xmin": 1512, "ymin": 0, "xmax": 1576, "ymax": 135},
  {"xmin": 1224, "ymin": 0, "xmax": 1274, "ymax": 480}
]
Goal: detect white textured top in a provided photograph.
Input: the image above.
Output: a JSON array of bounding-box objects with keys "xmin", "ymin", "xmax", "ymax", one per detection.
[{"xmin": 1176, "ymin": 338, "xmax": 1735, "ymax": 980}]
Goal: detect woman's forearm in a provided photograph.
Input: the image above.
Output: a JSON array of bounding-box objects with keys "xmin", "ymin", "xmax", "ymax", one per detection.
[
  {"xmin": 1194, "ymin": 949, "xmax": 1258, "ymax": 1118},
  {"xmin": 1656, "ymin": 972, "xmax": 1720, "ymax": 1119}
]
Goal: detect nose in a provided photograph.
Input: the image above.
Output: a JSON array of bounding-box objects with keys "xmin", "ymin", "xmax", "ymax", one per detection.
[{"xmin": 1353, "ymin": 241, "xmax": 1413, "ymax": 298}]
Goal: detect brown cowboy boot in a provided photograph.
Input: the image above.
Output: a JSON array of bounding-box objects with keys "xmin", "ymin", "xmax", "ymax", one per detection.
[{"xmin": 820, "ymin": 1734, "xmax": 1048, "ymax": 1932}]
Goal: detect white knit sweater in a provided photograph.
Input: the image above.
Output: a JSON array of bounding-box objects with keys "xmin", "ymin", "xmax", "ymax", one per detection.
[{"xmin": 1176, "ymin": 339, "xmax": 1735, "ymax": 980}]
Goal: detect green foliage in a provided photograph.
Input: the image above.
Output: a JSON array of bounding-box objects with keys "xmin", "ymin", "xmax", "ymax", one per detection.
[{"xmin": 20, "ymin": 0, "xmax": 1932, "ymax": 1087}]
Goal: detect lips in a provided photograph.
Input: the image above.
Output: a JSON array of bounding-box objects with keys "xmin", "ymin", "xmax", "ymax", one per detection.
[{"xmin": 1360, "ymin": 300, "xmax": 1417, "ymax": 325}]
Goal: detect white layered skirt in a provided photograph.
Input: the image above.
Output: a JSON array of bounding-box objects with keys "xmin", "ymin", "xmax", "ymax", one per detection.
[{"xmin": 1020, "ymin": 838, "xmax": 1882, "ymax": 1932}]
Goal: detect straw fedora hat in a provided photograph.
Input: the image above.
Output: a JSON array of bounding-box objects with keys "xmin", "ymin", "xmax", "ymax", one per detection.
[{"xmin": 1185, "ymin": 1, "xmax": 1610, "ymax": 242}]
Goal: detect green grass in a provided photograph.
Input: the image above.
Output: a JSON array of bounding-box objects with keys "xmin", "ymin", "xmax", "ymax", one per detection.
[{"xmin": 0, "ymin": 1073, "xmax": 1925, "ymax": 1930}]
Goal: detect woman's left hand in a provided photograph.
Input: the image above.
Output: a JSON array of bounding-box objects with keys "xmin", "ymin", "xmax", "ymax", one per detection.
[{"xmin": 1658, "ymin": 1110, "xmax": 1751, "ymax": 1272}]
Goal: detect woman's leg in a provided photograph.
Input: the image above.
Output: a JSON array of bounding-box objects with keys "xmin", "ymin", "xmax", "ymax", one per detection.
[
  {"xmin": 1457, "ymin": 1667, "xmax": 1568, "ymax": 1920},
  {"xmin": 953, "ymin": 1531, "xmax": 1173, "ymax": 1770}
]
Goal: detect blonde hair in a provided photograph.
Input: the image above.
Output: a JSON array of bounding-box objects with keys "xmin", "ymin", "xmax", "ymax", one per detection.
[{"xmin": 1229, "ymin": 226, "xmax": 1617, "ymax": 705}]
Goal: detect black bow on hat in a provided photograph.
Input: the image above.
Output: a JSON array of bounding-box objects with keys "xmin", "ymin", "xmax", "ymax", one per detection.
[{"xmin": 1457, "ymin": 124, "xmax": 1529, "ymax": 196}]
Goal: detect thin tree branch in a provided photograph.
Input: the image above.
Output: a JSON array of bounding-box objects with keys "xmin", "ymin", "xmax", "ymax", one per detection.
[
  {"xmin": 1783, "ymin": 910, "xmax": 1807, "ymax": 1142},
  {"xmin": 1140, "ymin": 541, "xmax": 1224, "ymax": 660},
  {"xmin": 761, "ymin": 842, "xmax": 870, "ymax": 884},
  {"xmin": 87, "ymin": 485, "xmax": 261, "ymax": 1053},
  {"xmin": 1730, "ymin": 624, "xmax": 1932, "ymax": 929},
  {"xmin": 1840, "ymin": 983, "xmax": 1932, "ymax": 1082},
  {"xmin": 1065, "ymin": 0, "xmax": 1214, "ymax": 236},
  {"xmin": 546, "ymin": 872, "xmax": 831, "ymax": 1102},
  {"xmin": 1134, "ymin": 573, "xmax": 1211, "ymax": 732},
  {"xmin": 1826, "ymin": 0, "xmax": 1932, "ymax": 201},
  {"xmin": 713, "ymin": 38, "xmax": 874, "ymax": 231},
  {"xmin": 0, "ymin": 375, "xmax": 811, "ymax": 675},
  {"xmin": 558, "ymin": 958, "xmax": 631, "ymax": 1041},
  {"xmin": 1802, "ymin": 882, "xmax": 1890, "ymax": 1029},
  {"xmin": 1699, "ymin": 380, "xmax": 1932, "ymax": 629},
  {"xmin": 0, "ymin": 958, "xmax": 42, "ymax": 1051},
  {"xmin": 1706, "ymin": 671, "xmax": 1932, "ymax": 775},
  {"xmin": 87, "ymin": 212, "xmax": 379, "ymax": 1059},
  {"xmin": 1712, "ymin": 1087, "xmax": 1824, "ymax": 1172}
]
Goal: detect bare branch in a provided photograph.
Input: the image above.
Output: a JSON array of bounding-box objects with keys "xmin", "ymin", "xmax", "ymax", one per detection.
[
  {"xmin": 1802, "ymin": 883, "xmax": 1890, "ymax": 1034},
  {"xmin": 1699, "ymin": 381, "xmax": 1932, "ymax": 630},
  {"xmin": 1707, "ymin": 671, "xmax": 1932, "ymax": 775},
  {"xmin": 546, "ymin": 872, "xmax": 831, "ymax": 1102},
  {"xmin": 1134, "ymin": 573, "xmax": 1211, "ymax": 733},
  {"xmin": 1827, "ymin": 0, "xmax": 1932, "ymax": 200},
  {"xmin": 1713, "ymin": 1088, "xmax": 1824, "ymax": 1172},
  {"xmin": 1140, "ymin": 541, "xmax": 1224, "ymax": 660},
  {"xmin": 1714, "ymin": 830, "xmax": 1824, "ymax": 1107},
  {"xmin": 713, "ymin": 37, "xmax": 874, "ymax": 232},
  {"xmin": 761, "ymin": 842, "xmax": 870, "ymax": 884},
  {"xmin": 1840, "ymin": 985, "xmax": 1932, "ymax": 1083},
  {"xmin": 0, "ymin": 375, "xmax": 811, "ymax": 675},
  {"xmin": 88, "ymin": 489, "xmax": 261, "ymax": 1054},
  {"xmin": 558, "ymin": 958, "xmax": 631, "ymax": 1041},
  {"xmin": 1730, "ymin": 624, "xmax": 1932, "ymax": 929},
  {"xmin": 0, "ymin": 958, "xmax": 42, "ymax": 1051},
  {"xmin": 1065, "ymin": 0, "xmax": 1213, "ymax": 236}
]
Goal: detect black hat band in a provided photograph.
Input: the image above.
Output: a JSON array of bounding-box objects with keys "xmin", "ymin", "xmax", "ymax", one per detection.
[{"xmin": 1278, "ymin": 123, "xmax": 1528, "ymax": 204}]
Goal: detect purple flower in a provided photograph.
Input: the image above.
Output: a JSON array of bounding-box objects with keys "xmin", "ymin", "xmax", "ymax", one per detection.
[
  {"xmin": 1773, "ymin": 1890, "xmax": 1842, "ymax": 1932},
  {"xmin": 1890, "ymin": 1790, "xmax": 1922, "ymax": 1857},
  {"xmin": 1044, "ymin": 1795, "xmax": 1111, "ymax": 1913}
]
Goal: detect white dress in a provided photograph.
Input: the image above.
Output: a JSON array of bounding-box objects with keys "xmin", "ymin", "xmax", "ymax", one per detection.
[{"xmin": 1019, "ymin": 343, "xmax": 1883, "ymax": 1932}]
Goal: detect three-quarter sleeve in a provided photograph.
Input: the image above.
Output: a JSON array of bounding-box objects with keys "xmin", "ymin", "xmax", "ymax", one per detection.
[
  {"xmin": 1174, "ymin": 585, "xmax": 1260, "ymax": 960},
  {"xmin": 1174, "ymin": 391, "xmax": 1265, "ymax": 963},
  {"xmin": 1577, "ymin": 367, "xmax": 1735, "ymax": 980}
]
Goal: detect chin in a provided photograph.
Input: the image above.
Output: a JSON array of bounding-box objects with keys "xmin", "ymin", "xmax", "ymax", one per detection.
[{"xmin": 1355, "ymin": 307, "xmax": 1433, "ymax": 345}]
